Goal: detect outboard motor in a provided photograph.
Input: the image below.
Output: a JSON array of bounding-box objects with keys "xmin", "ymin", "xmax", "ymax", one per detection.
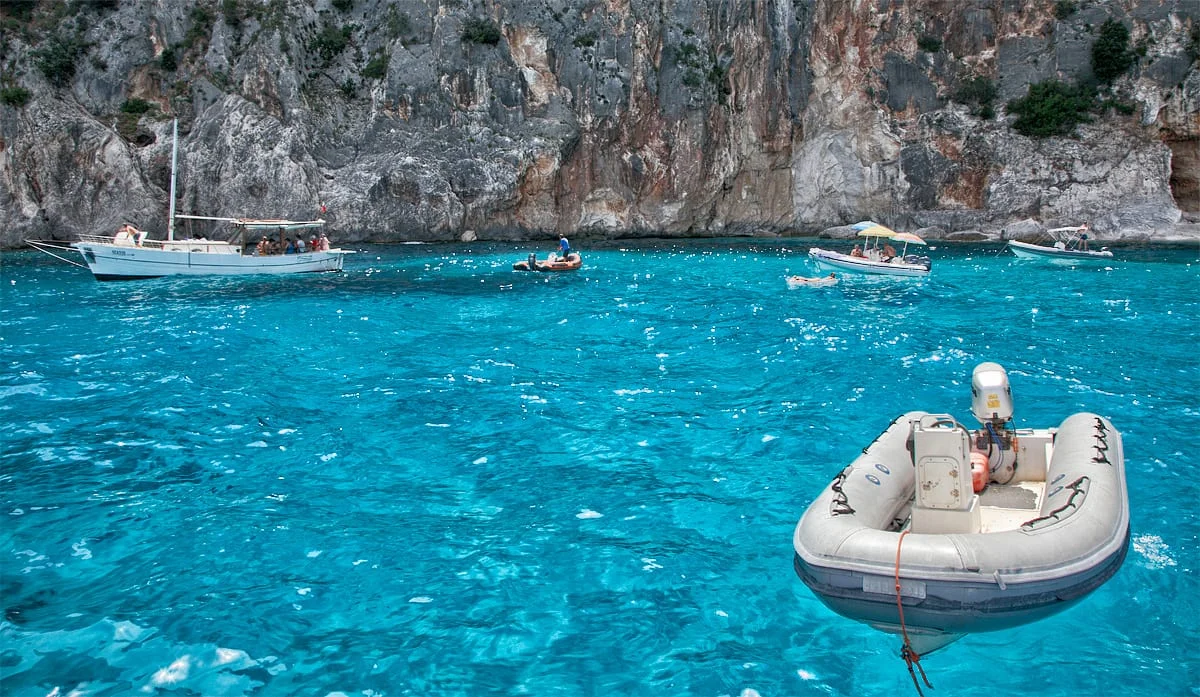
[{"xmin": 970, "ymin": 362, "xmax": 1018, "ymax": 485}]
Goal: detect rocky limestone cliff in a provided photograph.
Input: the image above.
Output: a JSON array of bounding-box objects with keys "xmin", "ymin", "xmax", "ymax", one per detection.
[{"xmin": 0, "ymin": 0, "xmax": 1197, "ymax": 249}]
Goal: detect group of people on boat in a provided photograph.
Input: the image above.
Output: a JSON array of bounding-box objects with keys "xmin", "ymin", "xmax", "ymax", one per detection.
[
  {"xmin": 254, "ymin": 232, "xmax": 331, "ymax": 256},
  {"xmin": 851, "ymin": 242, "xmax": 897, "ymax": 261}
]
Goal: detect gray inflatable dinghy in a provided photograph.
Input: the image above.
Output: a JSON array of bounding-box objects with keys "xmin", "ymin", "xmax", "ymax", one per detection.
[{"xmin": 792, "ymin": 363, "xmax": 1129, "ymax": 656}]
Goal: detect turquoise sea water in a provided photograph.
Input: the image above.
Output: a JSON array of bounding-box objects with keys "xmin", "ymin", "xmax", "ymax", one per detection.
[{"xmin": 1, "ymin": 240, "xmax": 1198, "ymax": 696}]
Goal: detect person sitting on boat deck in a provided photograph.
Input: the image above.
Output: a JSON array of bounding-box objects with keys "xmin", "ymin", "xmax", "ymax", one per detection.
[
  {"xmin": 116, "ymin": 224, "xmax": 145, "ymax": 246},
  {"xmin": 296, "ymin": 236, "xmax": 306, "ymax": 253},
  {"xmin": 851, "ymin": 244, "xmax": 864, "ymax": 258},
  {"xmin": 882, "ymin": 243, "xmax": 897, "ymax": 261},
  {"xmin": 285, "ymin": 238, "xmax": 296, "ymax": 254},
  {"xmin": 255, "ymin": 237, "xmax": 269, "ymax": 256}
]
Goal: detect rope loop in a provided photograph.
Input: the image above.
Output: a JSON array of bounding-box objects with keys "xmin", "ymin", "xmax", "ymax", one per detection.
[{"xmin": 894, "ymin": 530, "xmax": 935, "ymax": 695}]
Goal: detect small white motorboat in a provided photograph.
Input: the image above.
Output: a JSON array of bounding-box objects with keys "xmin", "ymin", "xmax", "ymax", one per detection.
[
  {"xmin": 809, "ymin": 221, "xmax": 931, "ymax": 277},
  {"xmin": 792, "ymin": 363, "xmax": 1129, "ymax": 670},
  {"xmin": 1008, "ymin": 224, "xmax": 1113, "ymax": 262}
]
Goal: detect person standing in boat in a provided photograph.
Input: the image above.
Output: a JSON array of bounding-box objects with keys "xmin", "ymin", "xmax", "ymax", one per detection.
[
  {"xmin": 1079, "ymin": 222, "xmax": 1090, "ymax": 250},
  {"xmin": 558, "ymin": 235, "xmax": 571, "ymax": 260},
  {"xmin": 295, "ymin": 236, "xmax": 306, "ymax": 253}
]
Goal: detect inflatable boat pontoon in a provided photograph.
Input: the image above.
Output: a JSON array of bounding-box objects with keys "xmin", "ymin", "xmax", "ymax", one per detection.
[{"xmin": 792, "ymin": 363, "xmax": 1129, "ymax": 660}]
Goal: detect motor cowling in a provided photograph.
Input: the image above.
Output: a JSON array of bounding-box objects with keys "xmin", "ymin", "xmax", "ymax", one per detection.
[
  {"xmin": 970, "ymin": 362, "xmax": 1017, "ymax": 484},
  {"xmin": 971, "ymin": 362, "xmax": 1013, "ymax": 425}
]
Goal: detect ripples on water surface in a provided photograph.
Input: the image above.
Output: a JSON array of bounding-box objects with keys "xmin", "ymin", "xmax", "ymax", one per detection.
[{"xmin": 1, "ymin": 240, "xmax": 1198, "ymax": 696}]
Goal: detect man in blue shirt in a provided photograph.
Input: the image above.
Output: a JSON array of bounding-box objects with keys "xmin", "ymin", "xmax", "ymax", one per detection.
[{"xmin": 558, "ymin": 235, "xmax": 571, "ymax": 258}]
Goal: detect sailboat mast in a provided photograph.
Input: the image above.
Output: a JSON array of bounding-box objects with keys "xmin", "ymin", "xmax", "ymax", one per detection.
[{"xmin": 167, "ymin": 119, "xmax": 179, "ymax": 241}]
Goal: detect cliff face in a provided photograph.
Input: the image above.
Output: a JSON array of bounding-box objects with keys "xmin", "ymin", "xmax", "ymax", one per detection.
[{"xmin": 1, "ymin": 0, "xmax": 1197, "ymax": 248}]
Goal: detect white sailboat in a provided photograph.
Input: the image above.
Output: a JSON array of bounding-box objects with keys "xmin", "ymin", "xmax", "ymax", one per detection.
[{"xmin": 27, "ymin": 120, "xmax": 351, "ymax": 281}]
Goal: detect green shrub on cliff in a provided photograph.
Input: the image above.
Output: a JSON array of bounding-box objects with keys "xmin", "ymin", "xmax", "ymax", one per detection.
[
  {"xmin": 1006, "ymin": 79, "xmax": 1094, "ymax": 138},
  {"xmin": 222, "ymin": 0, "xmax": 243, "ymax": 29},
  {"xmin": 310, "ymin": 23, "xmax": 351, "ymax": 65},
  {"xmin": 708, "ymin": 60, "xmax": 730, "ymax": 104},
  {"xmin": 120, "ymin": 98, "xmax": 153, "ymax": 114},
  {"xmin": 386, "ymin": 7, "xmax": 411, "ymax": 40},
  {"xmin": 184, "ymin": 5, "xmax": 215, "ymax": 51},
  {"xmin": 955, "ymin": 75, "xmax": 997, "ymax": 119},
  {"xmin": 1054, "ymin": 1, "xmax": 1078, "ymax": 20},
  {"xmin": 1092, "ymin": 18, "xmax": 1135, "ymax": 84},
  {"xmin": 462, "ymin": 18, "xmax": 500, "ymax": 45},
  {"xmin": 33, "ymin": 33, "xmax": 85, "ymax": 88},
  {"xmin": 1, "ymin": 86, "xmax": 31, "ymax": 107},
  {"xmin": 361, "ymin": 52, "xmax": 388, "ymax": 80},
  {"xmin": 1, "ymin": 0, "xmax": 36, "ymax": 22},
  {"xmin": 917, "ymin": 35, "xmax": 941, "ymax": 53}
]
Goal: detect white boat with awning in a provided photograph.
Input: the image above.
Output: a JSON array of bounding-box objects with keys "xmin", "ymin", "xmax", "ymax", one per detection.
[
  {"xmin": 809, "ymin": 221, "xmax": 931, "ymax": 277},
  {"xmin": 1008, "ymin": 225, "xmax": 1113, "ymax": 262},
  {"xmin": 26, "ymin": 120, "xmax": 351, "ymax": 281}
]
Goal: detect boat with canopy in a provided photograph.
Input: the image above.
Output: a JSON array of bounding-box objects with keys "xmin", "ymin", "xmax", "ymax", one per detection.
[
  {"xmin": 26, "ymin": 120, "xmax": 351, "ymax": 281},
  {"xmin": 809, "ymin": 221, "xmax": 931, "ymax": 276},
  {"xmin": 1008, "ymin": 224, "xmax": 1113, "ymax": 261}
]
